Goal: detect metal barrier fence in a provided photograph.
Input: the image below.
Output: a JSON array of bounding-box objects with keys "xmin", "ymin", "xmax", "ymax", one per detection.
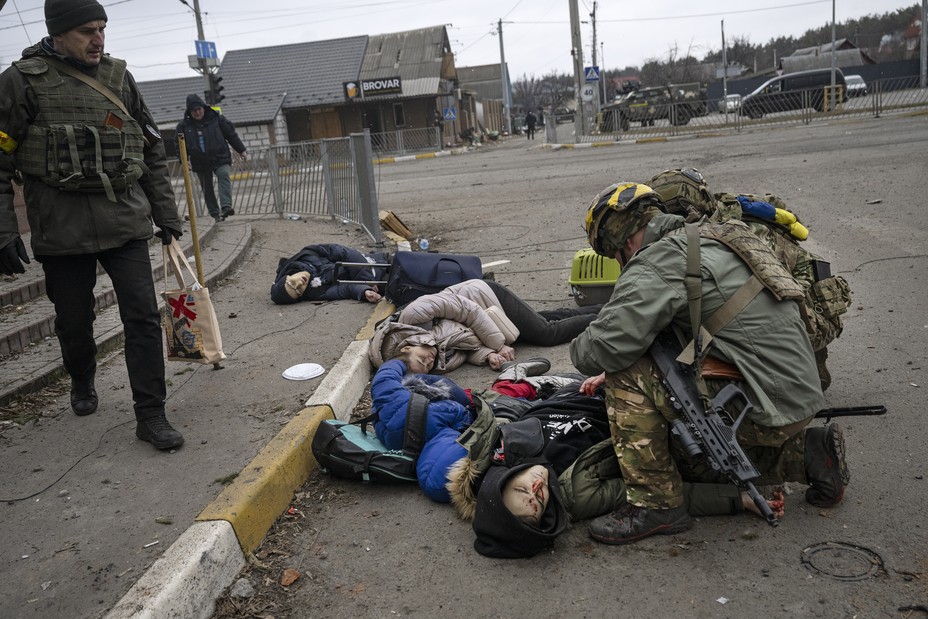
[
  {"xmin": 170, "ymin": 131, "xmax": 383, "ymax": 244},
  {"xmin": 369, "ymin": 127, "xmax": 442, "ymax": 156},
  {"xmin": 562, "ymin": 76, "xmax": 928, "ymax": 144}
]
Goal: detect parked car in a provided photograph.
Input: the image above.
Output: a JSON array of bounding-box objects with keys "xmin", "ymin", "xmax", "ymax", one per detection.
[
  {"xmin": 845, "ymin": 74, "xmax": 868, "ymax": 97},
  {"xmin": 718, "ymin": 94, "xmax": 742, "ymax": 113},
  {"xmin": 740, "ymin": 68, "xmax": 847, "ymax": 119},
  {"xmin": 554, "ymin": 108, "xmax": 575, "ymax": 124}
]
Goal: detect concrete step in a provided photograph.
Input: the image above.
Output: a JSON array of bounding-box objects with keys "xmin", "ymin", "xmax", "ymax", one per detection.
[
  {"xmin": 0, "ymin": 220, "xmax": 253, "ymax": 407},
  {"xmin": 0, "ymin": 222, "xmax": 220, "ymax": 356}
]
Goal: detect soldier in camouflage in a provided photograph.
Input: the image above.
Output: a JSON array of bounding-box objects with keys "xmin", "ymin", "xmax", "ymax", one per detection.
[
  {"xmin": 0, "ymin": 0, "xmax": 185, "ymax": 450},
  {"xmin": 646, "ymin": 168, "xmax": 852, "ymax": 390},
  {"xmin": 569, "ymin": 182, "xmax": 850, "ymax": 545}
]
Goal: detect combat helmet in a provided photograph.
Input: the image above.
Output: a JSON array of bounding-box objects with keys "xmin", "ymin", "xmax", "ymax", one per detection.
[
  {"xmin": 646, "ymin": 168, "xmax": 716, "ymax": 222},
  {"xmin": 584, "ymin": 182, "xmax": 664, "ymax": 258}
]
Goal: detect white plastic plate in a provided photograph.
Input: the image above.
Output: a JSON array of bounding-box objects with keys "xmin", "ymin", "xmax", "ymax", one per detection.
[{"xmin": 282, "ymin": 363, "xmax": 325, "ymax": 381}]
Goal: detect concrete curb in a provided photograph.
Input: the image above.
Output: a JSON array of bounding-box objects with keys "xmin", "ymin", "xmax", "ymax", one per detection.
[
  {"xmin": 373, "ymin": 147, "xmax": 468, "ymax": 165},
  {"xmin": 104, "ymin": 521, "xmax": 246, "ymax": 619},
  {"xmin": 105, "ymin": 278, "xmax": 398, "ymax": 617}
]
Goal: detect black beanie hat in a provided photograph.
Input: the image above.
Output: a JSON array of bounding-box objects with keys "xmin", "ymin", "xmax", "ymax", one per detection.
[
  {"xmin": 472, "ymin": 463, "xmax": 568, "ymax": 559},
  {"xmin": 46, "ymin": 0, "xmax": 108, "ymax": 36}
]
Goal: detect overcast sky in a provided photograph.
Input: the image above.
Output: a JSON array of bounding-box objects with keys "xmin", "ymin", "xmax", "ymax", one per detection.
[{"xmin": 0, "ymin": 0, "xmax": 916, "ymax": 83}]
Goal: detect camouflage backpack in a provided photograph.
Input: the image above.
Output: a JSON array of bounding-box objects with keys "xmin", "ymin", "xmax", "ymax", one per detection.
[{"xmin": 646, "ymin": 168, "xmax": 717, "ymax": 222}]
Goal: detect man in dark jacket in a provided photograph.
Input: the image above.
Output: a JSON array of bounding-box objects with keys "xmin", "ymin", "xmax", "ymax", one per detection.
[
  {"xmin": 270, "ymin": 243, "xmax": 389, "ymax": 304},
  {"xmin": 175, "ymin": 94, "xmax": 247, "ymax": 222},
  {"xmin": 0, "ymin": 0, "xmax": 185, "ymax": 450}
]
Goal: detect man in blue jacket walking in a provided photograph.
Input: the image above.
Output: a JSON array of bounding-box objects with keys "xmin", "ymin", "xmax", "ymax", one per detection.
[{"xmin": 176, "ymin": 94, "xmax": 247, "ymax": 222}]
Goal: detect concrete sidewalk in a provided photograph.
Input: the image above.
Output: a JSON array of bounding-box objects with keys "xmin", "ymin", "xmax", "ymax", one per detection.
[
  {"xmin": 105, "ymin": 307, "xmax": 393, "ymax": 618},
  {"xmin": 0, "ymin": 214, "xmax": 389, "ymax": 619}
]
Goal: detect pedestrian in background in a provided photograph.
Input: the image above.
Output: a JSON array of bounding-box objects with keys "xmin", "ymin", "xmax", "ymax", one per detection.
[
  {"xmin": 524, "ymin": 110, "xmax": 537, "ymax": 140},
  {"xmin": 432, "ymin": 109, "xmax": 445, "ymax": 148},
  {"xmin": 175, "ymin": 94, "xmax": 247, "ymax": 222},
  {"xmin": 0, "ymin": 0, "xmax": 185, "ymax": 450}
]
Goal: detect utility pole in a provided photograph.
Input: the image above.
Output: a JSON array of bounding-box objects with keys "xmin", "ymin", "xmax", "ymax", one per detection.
[
  {"xmin": 192, "ymin": 0, "xmax": 212, "ymax": 102},
  {"xmin": 497, "ymin": 19, "xmax": 512, "ymax": 135},
  {"xmin": 600, "ymin": 42, "xmax": 606, "ymax": 103},
  {"xmin": 721, "ymin": 19, "xmax": 728, "ymax": 101},
  {"xmin": 589, "ymin": 1, "xmax": 600, "ymax": 118},
  {"xmin": 830, "ymin": 0, "xmax": 837, "ymax": 110},
  {"xmin": 569, "ymin": 0, "xmax": 585, "ymax": 136},
  {"xmin": 921, "ymin": 0, "xmax": 927, "ymax": 88}
]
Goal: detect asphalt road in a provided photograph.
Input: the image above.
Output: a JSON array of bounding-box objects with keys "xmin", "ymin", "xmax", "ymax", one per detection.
[{"xmin": 254, "ymin": 114, "xmax": 928, "ymax": 617}]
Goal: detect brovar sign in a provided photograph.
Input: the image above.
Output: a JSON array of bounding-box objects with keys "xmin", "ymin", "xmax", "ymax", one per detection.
[{"xmin": 361, "ymin": 77, "xmax": 402, "ymax": 96}]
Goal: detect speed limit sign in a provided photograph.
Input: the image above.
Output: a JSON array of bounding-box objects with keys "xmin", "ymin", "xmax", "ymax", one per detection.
[{"xmin": 580, "ymin": 85, "xmax": 596, "ymax": 102}]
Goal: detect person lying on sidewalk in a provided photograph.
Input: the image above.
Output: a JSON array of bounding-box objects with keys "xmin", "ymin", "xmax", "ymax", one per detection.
[
  {"xmin": 369, "ymin": 356, "xmax": 785, "ymax": 549},
  {"xmin": 368, "ymin": 278, "xmax": 600, "ymax": 373},
  {"xmin": 270, "ymin": 243, "xmax": 389, "ymax": 304}
]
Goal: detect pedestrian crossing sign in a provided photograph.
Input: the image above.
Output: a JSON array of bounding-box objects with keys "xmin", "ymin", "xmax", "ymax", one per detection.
[
  {"xmin": 584, "ymin": 66, "xmax": 600, "ymax": 82},
  {"xmin": 443, "ymin": 107, "xmax": 457, "ymax": 121}
]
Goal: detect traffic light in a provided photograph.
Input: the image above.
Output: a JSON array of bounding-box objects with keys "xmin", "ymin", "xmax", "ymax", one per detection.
[{"xmin": 206, "ymin": 73, "xmax": 225, "ymax": 106}]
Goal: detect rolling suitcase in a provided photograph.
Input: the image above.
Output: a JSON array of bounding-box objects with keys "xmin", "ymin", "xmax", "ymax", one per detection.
[{"xmin": 335, "ymin": 251, "xmax": 483, "ymax": 306}]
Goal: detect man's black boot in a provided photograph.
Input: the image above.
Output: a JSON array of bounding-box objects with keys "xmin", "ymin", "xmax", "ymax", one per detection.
[
  {"xmin": 804, "ymin": 423, "xmax": 850, "ymax": 507},
  {"xmin": 136, "ymin": 416, "xmax": 185, "ymax": 450},
  {"xmin": 70, "ymin": 380, "xmax": 98, "ymax": 416},
  {"xmin": 589, "ymin": 502, "xmax": 693, "ymax": 545}
]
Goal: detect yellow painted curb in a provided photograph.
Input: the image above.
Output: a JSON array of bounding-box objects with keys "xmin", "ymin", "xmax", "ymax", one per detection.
[
  {"xmin": 229, "ymin": 172, "xmax": 253, "ymax": 181},
  {"xmin": 415, "ymin": 152, "xmax": 437, "ymax": 159},
  {"xmin": 373, "ymin": 157, "xmax": 396, "ymax": 165},
  {"xmin": 590, "ymin": 141, "xmax": 615, "ymax": 147},
  {"xmin": 636, "ymin": 136, "xmax": 668, "ymax": 143},
  {"xmin": 357, "ymin": 300, "xmax": 397, "ymax": 341},
  {"xmin": 196, "ymin": 405, "xmax": 334, "ymax": 554}
]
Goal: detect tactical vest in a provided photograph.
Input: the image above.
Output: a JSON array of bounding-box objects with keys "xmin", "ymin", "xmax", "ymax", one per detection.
[
  {"xmin": 694, "ymin": 219, "xmax": 806, "ymax": 302},
  {"xmin": 12, "ymin": 55, "xmax": 147, "ymax": 201}
]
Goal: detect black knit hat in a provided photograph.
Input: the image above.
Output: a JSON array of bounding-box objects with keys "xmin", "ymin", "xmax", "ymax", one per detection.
[
  {"xmin": 472, "ymin": 464, "xmax": 568, "ymax": 559},
  {"xmin": 46, "ymin": 0, "xmax": 108, "ymax": 36}
]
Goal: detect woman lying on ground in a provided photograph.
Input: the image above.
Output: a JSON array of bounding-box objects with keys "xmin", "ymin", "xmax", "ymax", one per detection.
[
  {"xmin": 270, "ymin": 243, "xmax": 389, "ymax": 305},
  {"xmin": 368, "ymin": 278, "xmax": 601, "ymax": 373},
  {"xmin": 369, "ymin": 356, "xmax": 785, "ymax": 558}
]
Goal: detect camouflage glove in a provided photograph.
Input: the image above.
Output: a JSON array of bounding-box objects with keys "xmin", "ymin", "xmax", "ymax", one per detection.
[{"xmin": 0, "ymin": 236, "xmax": 30, "ymax": 275}]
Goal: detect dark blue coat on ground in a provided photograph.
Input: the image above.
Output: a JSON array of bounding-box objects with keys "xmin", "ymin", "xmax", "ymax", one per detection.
[
  {"xmin": 370, "ymin": 360, "xmax": 472, "ymax": 501},
  {"xmin": 270, "ymin": 243, "xmax": 387, "ymax": 304}
]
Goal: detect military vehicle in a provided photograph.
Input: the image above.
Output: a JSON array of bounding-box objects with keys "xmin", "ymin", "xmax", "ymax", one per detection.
[{"xmin": 600, "ymin": 82, "xmax": 708, "ymax": 131}]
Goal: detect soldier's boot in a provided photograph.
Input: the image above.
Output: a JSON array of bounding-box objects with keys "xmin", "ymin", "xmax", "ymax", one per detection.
[
  {"xmin": 136, "ymin": 416, "xmax": 185, "ymax": 451},
  {"xmin": 589, "ymin": 503, "xmax": 693, "ymax": 545},
  {"xmin": 70, "ymin": 378, "xmax": 98, "ymax": 417},
  {"xmin": 804, "ymin": 423, "xmax": 850, "ymax": 507},
  {"xmin": 495, "ymin": 357, "xmax": 551, "ymax": 383}
]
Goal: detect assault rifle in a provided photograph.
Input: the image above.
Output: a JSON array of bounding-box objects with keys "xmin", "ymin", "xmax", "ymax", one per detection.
[{"xmin": 649, "ymin": 332, "xmax": 779, "ymax": 527}]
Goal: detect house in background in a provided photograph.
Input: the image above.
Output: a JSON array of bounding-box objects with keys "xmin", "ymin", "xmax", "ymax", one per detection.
[
  {"xmin": 351, "ymin": 26, "xmax": 458, "ymax": 140},
  {"xmin": 138, "ymin": 26, "xmax": 462, "ymax": 155},
  {"xmin": 781, "ymin": 39, "xmax": 876, "ymax": 73},
  {"xmin": 457, "ymin": 63, "xmax": 512, "ymax": 133}
]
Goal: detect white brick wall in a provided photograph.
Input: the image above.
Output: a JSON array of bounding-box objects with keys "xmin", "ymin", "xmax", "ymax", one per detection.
[{"xmin": 236, "ymin": 115, "xmax": 290, "ymax": 151}]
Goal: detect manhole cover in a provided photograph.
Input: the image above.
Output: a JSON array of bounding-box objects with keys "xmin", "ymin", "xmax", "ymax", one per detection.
[{"xmin": 801, "ymin": 541, "xmax": 885, "ymax": 581}]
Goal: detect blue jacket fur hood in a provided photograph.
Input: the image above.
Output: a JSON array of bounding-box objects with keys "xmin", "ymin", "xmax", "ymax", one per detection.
[{"xmin": 370, "ymin": 360, "xmax": 472, "ymax": 501}]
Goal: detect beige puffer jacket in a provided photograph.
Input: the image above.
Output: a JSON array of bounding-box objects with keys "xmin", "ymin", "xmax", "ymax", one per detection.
[{"xmin": 368, "ymin": 279, "xmax": 517, "ymax": 373}]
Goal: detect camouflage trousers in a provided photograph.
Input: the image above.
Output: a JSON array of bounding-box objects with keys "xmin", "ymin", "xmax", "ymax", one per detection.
[{"xmin": 604, "ymin": 357, "xmax": 812, "ymax": 509}]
